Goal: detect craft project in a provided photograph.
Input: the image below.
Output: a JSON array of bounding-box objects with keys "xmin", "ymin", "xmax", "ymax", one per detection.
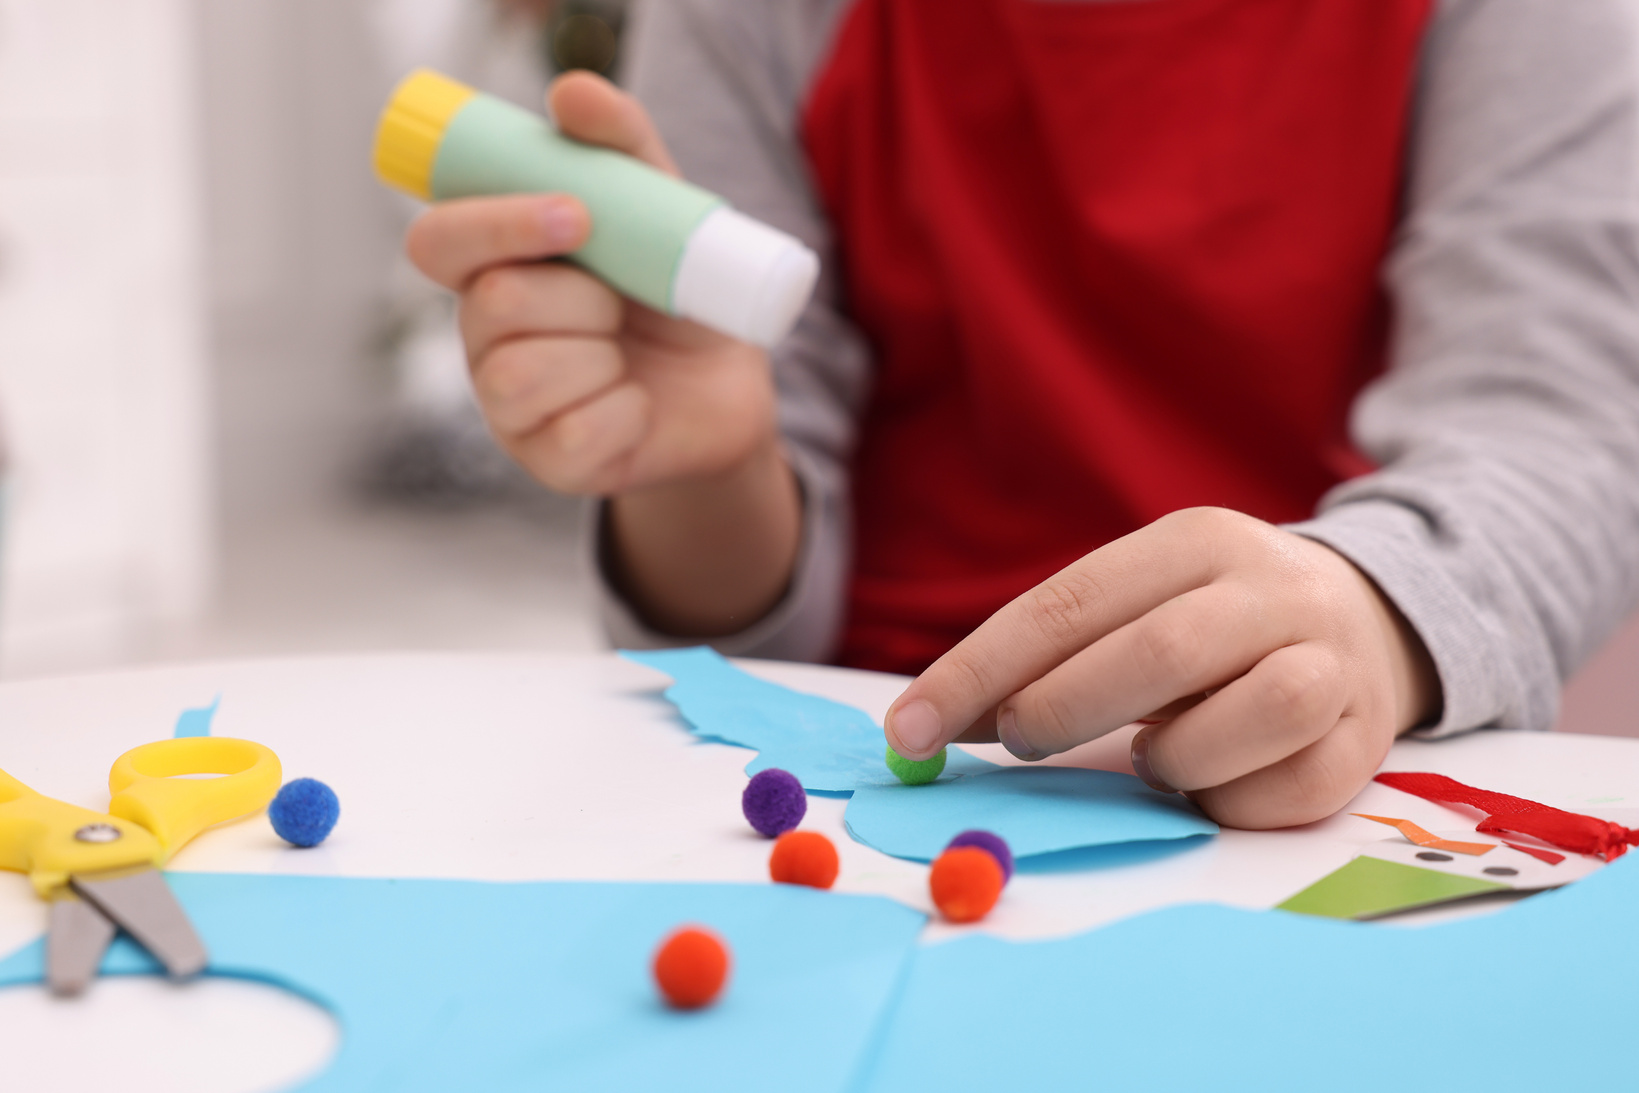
[
  {"xmin": 1277, "ymin": 856, "xmax": 1508, "ymax": 920},
  {"xmin": 856, "ymin": 853, "xmax": 1639, "ymax": 1090},
  {"xmin": 885, "ymin": 746, "xmax": 946, "ymax": 785},
  {"xmin": 1504, "ymin": 841, "xmax": 1566, "ymax": 865},
  {"xmin": 741, "ymin": 768, "xmax": 806, "ymax": 837},
  {"xmin": 929, "ymin": 847, "xmax": 1004, "ymax": 923},
  {"xmin": 270, "ymin": 779, "xmax": 340, "ymax": 848},
  {"xmin": 845, "ymin": 767, "xmax": 1218, "ymax": 862},
  {"xmin": 173, "ymin": 697, "xmax": 220, "ymax": 738},
  {"xmin": 946, "ymin": 830, "xmax": 1013, "ymax": 881},
  {"xmin": 624, "ymin": 648, "xmax": 1220, "ymax": 863},
  {"xmin": 1276, "ymin": 833, "xmax": 1603, "ymax": 921},
  {"xmin": 651, "ymin": 926, "xmax": 730, "ymax": 1010},
  {"xmin": 1350, "ymin": 813, "xmax": 1494, "ymax": 855},
  {"xmin": 620, "ymin": 648, "xmax": 998, "ymax": 791},
  {"xmin": 0, "ymin": 873, "xmax": 925, "ymax": 1092},
  {"xmin": 769, "ymin": 831, "xmax": 839, "ymax": 889},
  {"xmin": 1376, "ymin": 771, "xmax": 1639, "ymax": 860}
]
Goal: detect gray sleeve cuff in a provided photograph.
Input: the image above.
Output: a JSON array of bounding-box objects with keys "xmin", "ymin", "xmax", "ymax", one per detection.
[
  {"xmin": 585, "ymin": 443, "xmax": 849, "ymax": 662},
  {"xmin": 1286, "ymin": 498, "xmax": 1556, "ymax": 740}
]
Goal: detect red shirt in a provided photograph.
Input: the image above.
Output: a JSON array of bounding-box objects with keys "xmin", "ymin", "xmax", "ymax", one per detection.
[{"xmin": 801, "ymin": 0, "xmax": 1433, "ymax": 674}]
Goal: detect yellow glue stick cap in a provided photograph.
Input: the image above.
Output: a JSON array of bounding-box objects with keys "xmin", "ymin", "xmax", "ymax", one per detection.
[{"xmin": 373, "ymin": 69, "xmax": 478, "ymax": 200}]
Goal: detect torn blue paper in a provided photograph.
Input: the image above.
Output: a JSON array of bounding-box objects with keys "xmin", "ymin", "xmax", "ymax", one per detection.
[
  {"xmin": 174, "ymin": 696, "xmax": 220, "ymax": 738},
  {"xmin": 856, "ymin": 850, "xmax": 1639, "ymax": 1091},
  {"xmin": 621, "ymin": 647, "xmax": 997, "ymax": 791},
  {"xmin": 623, "ymin": 648, "xmax": 1216, "ymax": 862},
  {"xmin": 845, "ymin": 767, "xmax": 1219, "ymax": 861},
  {"xmin": 0, "ymin": 874, "xmax": 924, "ymax": 1093}
]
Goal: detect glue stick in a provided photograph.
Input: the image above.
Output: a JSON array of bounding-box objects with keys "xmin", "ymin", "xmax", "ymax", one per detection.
[{"xmin": 373, "ymin": 70, "xmax": 819, "ymax": 349}]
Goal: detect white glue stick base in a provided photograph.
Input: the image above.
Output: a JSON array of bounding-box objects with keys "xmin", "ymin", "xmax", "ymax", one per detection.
[{"xmin": 672, "ymin": 207, "xmax": 820, "ymax": 348}]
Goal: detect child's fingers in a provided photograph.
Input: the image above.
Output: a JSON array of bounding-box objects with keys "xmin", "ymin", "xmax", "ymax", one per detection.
[
  {"xmin": 884, "ymin": 509, "xmax": 1227, "ymax": 760},
  {"xmin": 992, "ymin": 582, "xmax": 1293, "ymax": 760},
  {"xmin": 505, "ymin": 380, "xmax": 652, "ymax": 495},
  {"xmin": 405, "ymin": 194, "xmax": 590, "ymax": 291},
  {"xmin": 1128, "ymin": 641, "xmax": 1345, "ymax": 793},
  {"xmin": 461, "ymin": 263, "xmax": 623, "ymax": 359},
  {"xmin": 475, "ymin": 336, "xmax": 625, "ymax": 438},
  {"xmin": 1187, "ymin": 712, "xmax": 1388, "ymax": 829},
  {"xmin": 548, "ymin": 71, "xmax": 680, "ymax": 175}
]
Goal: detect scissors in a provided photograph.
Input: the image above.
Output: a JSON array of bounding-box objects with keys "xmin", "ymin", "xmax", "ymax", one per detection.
[{"xmin": 0, "ymin": 736, "xmax": 281, "ymax": 996}]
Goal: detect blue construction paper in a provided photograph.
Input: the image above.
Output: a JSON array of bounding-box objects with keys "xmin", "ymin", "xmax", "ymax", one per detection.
[
  {"xmin": 845, "ymin": 767, "xmax": 1219, "ymax": 861},
  {"xmin": 0, "ymin": 873, "xmax": 924, "ymax": 1092},
  {"xmin": 623, "ymin": 648, "xmax": 1216, "ymax": 863},
  {"xmin": 621, "ymin": 647, "xmax": 998, "ymax": 791},
  {"xmin": 174, "ymin": 695, "xmax": 220, "ymax": 738},
  {"xmin": 856, "ymin": 852, "xmax": 1639, "ymax": 1091}
]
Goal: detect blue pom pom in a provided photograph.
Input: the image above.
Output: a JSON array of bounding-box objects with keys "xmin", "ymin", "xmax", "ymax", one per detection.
[
  {"xmin": 945, "ymin": 829, "xmax": 1013, "ymax": 882},
  {"xmin": 741, "ymin": 768, "xmax": 807, "ymax": 837},
  {"xmin": 270, "ymin": 778, "xmax": 339, "ymax": 848}
]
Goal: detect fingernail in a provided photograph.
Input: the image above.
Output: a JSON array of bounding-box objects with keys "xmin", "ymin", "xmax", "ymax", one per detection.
[
  {"xmin": 537, "ymin": 197, "xmax": 583, "ymax": 249},
  {"xmin": 996, "ymin": 706, "xmax": 1041, "ymax": 762},
  {"xmin": 887, "ymin": 699, "xmax": 940, "ymax": 756},
  {"xmin": 1130, "ymin": 729, "xmax": 1177, "ymax": 794}
]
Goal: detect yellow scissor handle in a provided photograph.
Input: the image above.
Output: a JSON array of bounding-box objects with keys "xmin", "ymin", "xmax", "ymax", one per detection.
[
  {"xmin": 0, "ymin": 768, "xmax": 162, "ymax": 896},
  {"xmin": 106, "ymin": 737, "xmax": 282, "ymax": 863}
]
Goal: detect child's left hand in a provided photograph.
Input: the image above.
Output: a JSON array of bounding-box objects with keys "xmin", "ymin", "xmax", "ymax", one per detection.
[{"xmin": 882, "ymin": 507, "xmax": 1440, "ymax": 828}]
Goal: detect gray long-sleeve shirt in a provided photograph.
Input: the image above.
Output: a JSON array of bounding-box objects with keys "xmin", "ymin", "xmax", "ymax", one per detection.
[{"xmin": 598, "ymin": 0, "xmax": 1639, "ymax": 739}]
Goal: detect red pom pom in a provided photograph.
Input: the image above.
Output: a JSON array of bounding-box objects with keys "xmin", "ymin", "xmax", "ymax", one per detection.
[
  {"xmin": 768, "ymin": 830, "xmax": 840, "ymax": 889},
  {"xmin": 653, "ymin": 926, "xmax": 730, "ymax": 1009},
  {"xmin": 930, "ymin": 846, "xmax": 1004, "ymax": 923}
]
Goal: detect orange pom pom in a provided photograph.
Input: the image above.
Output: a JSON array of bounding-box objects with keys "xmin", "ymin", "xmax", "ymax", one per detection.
[
  {"xmin": 768, "ymin": 830, "xmax": 840, "ymax": 889},
  {"xmin": 930, "ymin": 846, "xmax": 1004, "ymax": 923},
  {"xmin": 652, "ymin": 926, "xmax": 731, "ymax": 1009}
]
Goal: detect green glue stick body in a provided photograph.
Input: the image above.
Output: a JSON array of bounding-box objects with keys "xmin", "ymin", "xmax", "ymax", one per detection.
[{"xmin": 374, "ymin": 70, "xmax": 819, "ymax": 348}]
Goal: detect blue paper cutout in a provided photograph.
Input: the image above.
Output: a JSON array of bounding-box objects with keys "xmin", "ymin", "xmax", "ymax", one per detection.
[
  {"xmin": 0, "ymin": 873, "xmax": 924, "ymax": 1092},
  {"xmin": 623, "ymin": 648, "xmax": 1216, "ymax": 862},
  {"xmin": 857, "ymin": 853, "xmax": 1639, "ymax": 1091},
  {"xmin": 845, "ymin": 767, "xmax": 1220, "ymax": 861},
  {"xmin": 174, "ymin": 696, "xmax": 220, "ymax": 738},
  {"xmin": 620, "ymin": 647, "xmax": 998, "ymax": 791}
]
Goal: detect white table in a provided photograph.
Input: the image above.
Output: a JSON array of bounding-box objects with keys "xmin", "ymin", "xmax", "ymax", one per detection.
[{"xmin": 2, "ymin": 653, "xmax": 1635, "ymax": 1092}]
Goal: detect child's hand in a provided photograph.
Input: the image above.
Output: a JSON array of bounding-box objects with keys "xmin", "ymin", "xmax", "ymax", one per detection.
[
  {"xmin": 404, "ymin": 72, "xmax": 778, "ymax": 497},
  {"xmin": 883, "ymin": 508, "xmax": 1440, "ymax": 829}
]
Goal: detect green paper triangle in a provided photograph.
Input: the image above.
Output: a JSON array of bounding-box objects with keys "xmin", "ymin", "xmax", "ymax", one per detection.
[{"xmin": 1277, "ymin": 855, "xmax": 1510, "ymax": 920}]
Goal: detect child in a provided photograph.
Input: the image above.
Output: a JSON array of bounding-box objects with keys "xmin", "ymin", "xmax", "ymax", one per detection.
[{"xmin": 405, "ymin": 0, "xmax": 1639, "ymax": 828}]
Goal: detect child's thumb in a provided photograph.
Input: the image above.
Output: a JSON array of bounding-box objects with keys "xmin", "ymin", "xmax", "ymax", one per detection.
[{"xmin": 546, "ymin": 70, "xmax": 680, "ymax": 177}]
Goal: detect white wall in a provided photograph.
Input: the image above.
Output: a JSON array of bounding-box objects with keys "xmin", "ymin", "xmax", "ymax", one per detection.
[
  {"xmin": 0, "ymin": 0, "xmax": 213, "ymax": 674},
  {"xmin": 193, "ymin": 0, "xmax": 402, "ymax": 521}
]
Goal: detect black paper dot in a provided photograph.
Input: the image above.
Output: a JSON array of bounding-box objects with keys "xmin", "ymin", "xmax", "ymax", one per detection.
[
  {"xmin": 1416, "ymin": 851, "xmax": 1454, "ymax": 862},
  {"xmin": 1483, "ymin": 866, "xmax": 1519, "ymax": 877}
]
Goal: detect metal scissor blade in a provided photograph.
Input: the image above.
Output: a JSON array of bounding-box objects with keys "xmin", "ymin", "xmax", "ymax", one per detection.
[
  {"xmin": 70, "ymin": 867, "xmax": 208, "ymax": 981},
  {"xmin": 46, "ymin": 891, "xmax": 117, "ymax": 997}
]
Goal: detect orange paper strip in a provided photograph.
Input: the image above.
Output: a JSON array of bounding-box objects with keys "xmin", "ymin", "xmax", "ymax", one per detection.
[{"xmin": 1352, "ymin": 813, "xmax": 1495, "ymax": 856}]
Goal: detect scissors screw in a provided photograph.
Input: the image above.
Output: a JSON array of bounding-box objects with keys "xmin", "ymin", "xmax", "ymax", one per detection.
[{"xmin": 74, "ymin": 823, "xmax": 122, "ymax": 844}]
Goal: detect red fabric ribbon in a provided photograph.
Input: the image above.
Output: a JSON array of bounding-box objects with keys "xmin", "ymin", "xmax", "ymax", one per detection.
[{"xmin": 1374, "ymin": 772, "xmax": 1639, "ymax": 862}]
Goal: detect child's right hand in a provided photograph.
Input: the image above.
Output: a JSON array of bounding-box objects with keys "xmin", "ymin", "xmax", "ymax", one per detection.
[{"xmin": 404, "ymin": 71, "xmax": 780, "ymax": 499}]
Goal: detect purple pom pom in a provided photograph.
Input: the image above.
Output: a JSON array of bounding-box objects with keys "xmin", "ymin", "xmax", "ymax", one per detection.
[
  {"xmin": 945, "ymin": 829, "xmax": 1013, "ymax": 882},
  {"xmin": 742, "ymin": 768, "xmax": 807, "ymax": 837}
]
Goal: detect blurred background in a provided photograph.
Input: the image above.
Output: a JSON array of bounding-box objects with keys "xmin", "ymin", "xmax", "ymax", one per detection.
[
  {"xmin": 0, "ymin": 0, "xmax": 1633, "ymax": 735},
  {"xmin": 0, "ymin": 0, "xmax": 620, "ymax": 680}
]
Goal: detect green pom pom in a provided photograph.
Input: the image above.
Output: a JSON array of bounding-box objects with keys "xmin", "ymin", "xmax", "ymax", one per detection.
[{"xmin": 885, "ymin": 745, "xmax": 947, "ymax": 785}]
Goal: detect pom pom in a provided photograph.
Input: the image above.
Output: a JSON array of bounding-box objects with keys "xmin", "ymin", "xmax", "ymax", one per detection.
[
  {"xmin": 930, "ymin": 846, "xmax": 1004, "ymax": 923},
  {"xmin": 741, "ymin": 768, "xmax": 807, "ymax": 837},
  {"xmin": 885, "ymin": 745, "xmax": 946, "ymax": 785},
  {"xmin": 769, "ymin": 830, "xmax": 840, "ymax": 889},
  {"xmin": 653, "ymin": 925, "xmax": 730, "ymax": 1009},
  {"xmin": 945, "ymin": 829, "xmax": 1013, "ymax": 883},
  {"xmin": 269, "ymin": 778, "xmax": 339, "ymax": 848}
]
